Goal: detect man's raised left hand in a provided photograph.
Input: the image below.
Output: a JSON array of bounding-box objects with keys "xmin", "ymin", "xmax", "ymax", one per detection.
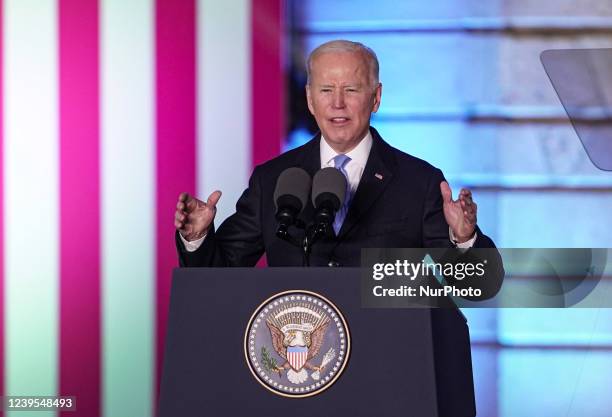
[{"xmin": 440, "ymin": 181, "xmax": 477, "ymax": 244}]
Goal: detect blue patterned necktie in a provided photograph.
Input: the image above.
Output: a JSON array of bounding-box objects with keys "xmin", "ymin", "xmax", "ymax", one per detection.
[{"xmin": 332, "ymin": 154, "xmax": 352, "ymax": 235}]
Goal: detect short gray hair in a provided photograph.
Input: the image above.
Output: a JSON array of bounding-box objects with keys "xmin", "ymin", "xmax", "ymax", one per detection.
[{"xmin": 306, "ymin": 40, "xmax": 380, "ymax": 87}]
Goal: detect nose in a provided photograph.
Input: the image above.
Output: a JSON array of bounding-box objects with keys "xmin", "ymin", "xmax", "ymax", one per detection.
[{"xmin": 332, "ymin": 89, "xmax": 345, "ymax": 109}]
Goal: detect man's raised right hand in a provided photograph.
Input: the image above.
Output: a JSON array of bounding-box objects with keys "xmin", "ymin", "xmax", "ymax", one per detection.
[{"xmin": 175, "ymin": 191, "xmax": 222, "ymax": 242}]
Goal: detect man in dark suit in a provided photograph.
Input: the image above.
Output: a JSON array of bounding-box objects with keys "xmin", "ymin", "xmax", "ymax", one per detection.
[{"xmin": 174, "ymin": 40, "xmax": 495, "ymax": 267}]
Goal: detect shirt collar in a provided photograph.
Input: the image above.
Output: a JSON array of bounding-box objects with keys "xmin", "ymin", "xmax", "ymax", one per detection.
[{"xmin": 320, "ymin": 131, "xmax": 373, "ymax": 168}]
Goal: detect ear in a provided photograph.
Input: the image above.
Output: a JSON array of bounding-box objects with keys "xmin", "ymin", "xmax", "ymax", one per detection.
[
  {"xmin": 371, "ymin": 82, "xmax": 382, "ymax": 113},
  {"xmin": 305, "ymin": 84, "xmax": 315, "ymax": 115}
]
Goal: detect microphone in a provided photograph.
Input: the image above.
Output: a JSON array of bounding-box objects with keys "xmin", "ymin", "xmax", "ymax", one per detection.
[
  {"xmin": 311, "ymin": 167, "xmax": 347, "ymax": 229},
  {"xmin": 273, "ymin": 167, "xmax": 311, "ymax": 231}
]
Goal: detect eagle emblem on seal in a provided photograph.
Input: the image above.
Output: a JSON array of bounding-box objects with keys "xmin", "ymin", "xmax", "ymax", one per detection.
[
  {"xmin": 245, "ymin": 291, "xmax": 350, "ymax": 397},
  {"xmin": 266, "ymin": 303, "xmax": 331, "ymax": 384}
]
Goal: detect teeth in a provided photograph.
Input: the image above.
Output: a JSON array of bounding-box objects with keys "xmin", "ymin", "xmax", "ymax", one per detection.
[{"xmin": 332, "ymin": 118, "xmax": 347, "ymax": 122}]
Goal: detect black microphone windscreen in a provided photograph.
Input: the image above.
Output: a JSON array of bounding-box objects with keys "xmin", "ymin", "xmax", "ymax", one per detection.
[
  {"xmin": 312, "ymin": 167, "xmax": 347, "ymax": 211},
  {"xmin": 273, "ymin": 167, "xmax": 311, "ymax": 213}
]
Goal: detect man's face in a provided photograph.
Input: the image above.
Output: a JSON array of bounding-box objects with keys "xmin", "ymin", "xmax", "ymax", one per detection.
[{"xmin": 306, "ymin": 51, "xmax": 382, "ymax": 153}]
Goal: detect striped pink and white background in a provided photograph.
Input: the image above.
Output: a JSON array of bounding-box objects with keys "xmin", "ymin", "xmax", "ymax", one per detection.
[{"xmin": 1, "ymin": 0, "xmax": 284, "ymax": 416}]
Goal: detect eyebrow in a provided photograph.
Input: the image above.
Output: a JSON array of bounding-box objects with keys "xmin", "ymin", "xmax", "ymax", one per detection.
[{"xmin": 317, "ymin": 83, "xmax": 364, "ymax": 88}]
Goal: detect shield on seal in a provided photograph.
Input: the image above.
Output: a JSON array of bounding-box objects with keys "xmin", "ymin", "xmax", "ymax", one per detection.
[{"xmin": 286, "ymin": 346, "xmax": 308, "ymax": 371}]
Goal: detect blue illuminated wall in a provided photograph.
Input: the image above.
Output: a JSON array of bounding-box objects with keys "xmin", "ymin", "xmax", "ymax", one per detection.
[{"xmin": 288, "ymin": 1, "xmax": 612, "ymax": 415}]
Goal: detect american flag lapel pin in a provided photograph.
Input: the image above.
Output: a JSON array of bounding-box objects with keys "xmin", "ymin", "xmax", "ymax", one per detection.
[{"xmin": 375, "ymin": 173, "xmax": 383, "ymax": 180}]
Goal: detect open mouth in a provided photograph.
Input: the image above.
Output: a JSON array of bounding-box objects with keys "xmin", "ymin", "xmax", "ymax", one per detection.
[{"xmin": 330, "ymin": 117, "xmax": 350, "ymax": 125}]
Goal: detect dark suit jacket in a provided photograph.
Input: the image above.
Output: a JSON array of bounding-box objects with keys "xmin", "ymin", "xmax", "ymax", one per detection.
[{"xmin": 177, "ymin": 127, "xmax": 497, "ymax": 268}]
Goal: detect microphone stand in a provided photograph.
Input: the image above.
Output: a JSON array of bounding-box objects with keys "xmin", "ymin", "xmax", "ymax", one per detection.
[
  {"xmin": 302, "ymin": 221, "xmax": 334, "ymax": 266},
  {"xmin": 275, "ymin": 219, "xmax": 312, "ymax": 266},
  {"xmin": 276, "ymin": 211, "xmax": 335, "ymax": 267}
]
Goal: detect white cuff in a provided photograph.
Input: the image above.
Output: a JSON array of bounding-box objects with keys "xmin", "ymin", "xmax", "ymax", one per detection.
[
  {"xmin": 179, "ymin": 232, "xmax": 206, "ymax": 252},
  {"xmin": 449, "ymin": 227, "xmax": 477, "ymax": 249}
]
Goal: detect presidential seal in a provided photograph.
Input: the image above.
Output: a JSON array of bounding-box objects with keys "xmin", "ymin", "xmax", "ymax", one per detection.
[{"xmin": 244, "ymin": 290, "xmax": 350, "ymax": 398}]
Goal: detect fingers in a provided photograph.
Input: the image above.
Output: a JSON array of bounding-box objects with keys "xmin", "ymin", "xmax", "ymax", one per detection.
[
  {"xmin": 206, "ymin": 190, "xmax": 222, "ymax": 209},
  {"xmin": 175, "ymin": 192, "xmax": 193, "ymax": 231},
  {"xmin": 174, "ymin": 208, "xmax": 187, "ymax": 230},
  {"xmin": 175, "ymin": 192, "xmax": 189, "ymax": 231},
  {"xmin": 439, "ymin": 181, "xmax": 452, "ymax": 203},
  {"xmin": 459, "ymin": 188, "xmax": 473, "ymax": 204},
  {"xmin": 178, "ymin": 191, "xmax": 204, "ymax": 213},
  {"xmin": 177, "ymin": 192, "xmax": 191, "ymax": 213},
  {"xmin": 175, "ymin": 209, "xmax": 186, "ymax": 223},
  {"xmin": 174, "ymin": 190, "xmax": 221, "ymax": 232},
  {"xmin": 178, "ymin": 192, "xmax": 189, "ymax": 203},
  {"xmin": 460, "ymin": 189, "xmax": 477, "ymax": 224},
  {"xmin": 464, "ymin": 205, "xmax": 477, "ymax": 225}
]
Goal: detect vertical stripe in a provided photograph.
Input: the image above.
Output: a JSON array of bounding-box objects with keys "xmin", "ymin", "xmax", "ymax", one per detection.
[
  {"xmin": 197, "ymin": 0, "xmax": 251, "ymax": 224},
  {"xmin": 251, "ymin": 0, "xmax": 283, "ymax": 167},
  {"xmin": 252, "ymin": 0, "xmax": 283, "ymax": 267},
  {"xmin": 0, "ymin": 0, "xmax": 4, "ymax": 402},
  {"xmin": 101, "ymin": 0, "xmax": 154, "ymax": 416},
  {"xmin": 155, "ymin": 0, "xmax": 197, "ymax": 397},
  {"xmin": 59, "ymin": 1, "xmax": 100, "ymax": 416},
  {"xmin": 3, "ymin": 1, "xmax": 58, "ymax": 417}
]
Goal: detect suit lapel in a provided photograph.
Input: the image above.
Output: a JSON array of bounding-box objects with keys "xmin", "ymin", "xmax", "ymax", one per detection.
[
  {"xmin": 290, "ymin": 129, "xmax": 396, "ymax": 241},
  {"xmin": 295, "ymin": 134, "xmax": 321, "ymax": 177},
  {"xmin": 337, "ymin": 128, "xmax": 395, "ymax": 239},
  {"xmin": 295, "ymin": 134, "xmax": 322, "ymax": 224}
]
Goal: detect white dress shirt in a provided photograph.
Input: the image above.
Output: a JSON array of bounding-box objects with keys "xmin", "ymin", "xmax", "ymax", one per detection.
[
  {"xmin": 320, "ymin": 132, "xmax": 371, "ymax": 192},
  {"xmin": 181, "ymin": 132, "xmax": 476, "ymax": 251}
]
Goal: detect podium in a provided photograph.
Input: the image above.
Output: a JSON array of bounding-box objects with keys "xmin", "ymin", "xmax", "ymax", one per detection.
[{"xmin": 159, "ymin": 268, "xmax": 476, "ymax": 417}]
